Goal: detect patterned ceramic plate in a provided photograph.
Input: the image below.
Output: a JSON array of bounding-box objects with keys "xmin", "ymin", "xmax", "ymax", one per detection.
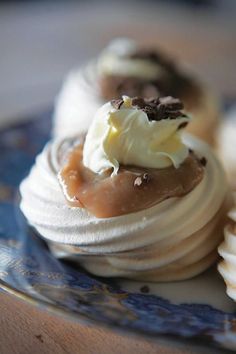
[{"xmin": 0, "ymin": 111, "xmax": 236, "ymax": 353}]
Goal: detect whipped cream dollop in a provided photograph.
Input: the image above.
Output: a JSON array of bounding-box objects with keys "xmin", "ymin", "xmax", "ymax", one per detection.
[
  {"xmin": 83, "ymin": 96, "xmax": 190, "ymax": 175},
  {"xmin": 218, "ymin": 194, "xmax": 236, "ymax": 301},
  {"xmin": 20, "ymin": 134, "xmax": 229, "ymax": 281},
  {"xmin": 97, "ymin": 38, "xmax": 167, "ymax": 79}
]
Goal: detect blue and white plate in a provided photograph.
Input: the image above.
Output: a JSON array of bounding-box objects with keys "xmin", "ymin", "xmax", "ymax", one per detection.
[{"xmin": 0, "ymin": 110, "xmax": 236, "ymax": 352}]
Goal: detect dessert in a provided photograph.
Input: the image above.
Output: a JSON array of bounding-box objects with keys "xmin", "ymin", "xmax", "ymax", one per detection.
[
  {"xmin": 53, "ymin": 38, "xmax": 219, "ymax": 145},
  {"xmin": 217, "ymin": 110, "xmax": 236, "ymax": 190},
  {"xmin": 218, "ymin": 194, "xmax": 236, "ymax": 301},
  {"xmin": 21, "ymin": 96, "xmax": 229, "ymax": 282}
]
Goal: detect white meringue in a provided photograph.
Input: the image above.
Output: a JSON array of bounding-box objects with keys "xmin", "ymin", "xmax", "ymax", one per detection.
[
  {"xmin": 20, "ymin": 133, "xmax": 229, "ymax": 281},
  {"xmin": 53, "ymin": 62, "xmax": 102, "ymax": 137},
  {"xmin": 218, "ymin": 194, "xmax": 236, "ymax": 300}
]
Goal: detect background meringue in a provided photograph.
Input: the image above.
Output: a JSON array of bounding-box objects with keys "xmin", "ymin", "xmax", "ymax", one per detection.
[{"xmin": 53, "ymin": 39, "xmax": 220, "ymax": 145}]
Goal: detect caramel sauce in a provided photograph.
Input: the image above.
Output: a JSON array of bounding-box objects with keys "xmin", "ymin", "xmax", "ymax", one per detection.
[{"xmin": 58, "ymin": 143, "xmax": 205, "ymax": 218}]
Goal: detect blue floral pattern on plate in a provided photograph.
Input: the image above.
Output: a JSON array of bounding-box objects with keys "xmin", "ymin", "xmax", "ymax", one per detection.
[{"xmin": 0, "ymin": 110, "xmax": 236, "ymax": 352}]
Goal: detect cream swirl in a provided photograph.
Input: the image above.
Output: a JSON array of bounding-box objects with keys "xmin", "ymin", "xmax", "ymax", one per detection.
[
  {"xmin": 83, "ymin": 96, "xmax": 189, "ymax": 174},
  {"xmin": 97, "ymin": 38, "xmax": 167, "ymax": 79},
  {"xmin": 218, "ymin": 195, "xmax": 236, "ymax": 301},
  {"xmin": 20, "ymin": 134, "xmax": 229, "ymax": 281}
]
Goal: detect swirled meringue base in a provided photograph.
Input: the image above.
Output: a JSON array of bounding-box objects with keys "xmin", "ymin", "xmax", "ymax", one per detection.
[
  {"xmin": 53, "ymin": 62, "xmax": 219, "ymax": 146},
  {"xmin": 49, "ymin": 196, "xmax": 230, "ymax": 282},
  {"xmin": 20, "ymin": 134, "xmax": 229, "ymax": 282}
]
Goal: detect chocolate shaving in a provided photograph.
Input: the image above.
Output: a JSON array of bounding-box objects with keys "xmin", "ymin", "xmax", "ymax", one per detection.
[
  {"xmin": 140, "ymin": 285, "xmax": 150, "ymax": 294},
  {"xmin": 110, "ymin": 95, "xmax": 188, "ymax": 122},
  {"xmin": 111, "ymin": 98, "xmax": 124, "ymax": 109},
  {"xmin": 178, "ymin": 122, "xmax": 189, "ymax": 130},
  {"xmin": 142, "ymin": 173, "xmax": 150, "ymax": 183},
  {"xmin": 134, "ymin": 173, "xmax": 151, "ymax": 187},
  {"xmin": 131, "ymin": 97, "xmax": 146, "ymax": 108},
  {"xmin": 142, "ymin": 106, "xmax": 157, "ymax": 121},
  {"xmin": 35, "ymin": 335, "xmax": 44, "ymax": 343},
  {"xmin": 129, "ymin": 49, "xmax": 175, "ymax": 73},
  {"xmin": 159, "ymin": 96, "xmax": 184, "ymax": 110},
  {"xmin": 131, "ymin": 96, "xmax": 187, "ymax": 121},
  {"xmin": 134, "ymin": 176, "xmax": 142, "ymax": 187},
  {"xmin": 200, "ymin": 157, "xmax": 207, "ymax": 166}
]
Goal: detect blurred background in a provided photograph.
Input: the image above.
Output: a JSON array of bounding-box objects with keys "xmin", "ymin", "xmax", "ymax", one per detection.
[{"xmin": 0, "ymin": 0, "xmax": 236, "ymax": 127}]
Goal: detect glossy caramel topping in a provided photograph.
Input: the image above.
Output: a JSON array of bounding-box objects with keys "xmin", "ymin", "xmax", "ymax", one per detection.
[{"xmin": 58, "ymin": 144, "xmax": 205, "ymax": 218}]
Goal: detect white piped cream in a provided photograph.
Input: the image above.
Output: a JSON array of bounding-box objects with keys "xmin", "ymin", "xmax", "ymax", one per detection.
[{"xmin": 83, "ymin": 96, "xmax": 190, "ymax": 175}]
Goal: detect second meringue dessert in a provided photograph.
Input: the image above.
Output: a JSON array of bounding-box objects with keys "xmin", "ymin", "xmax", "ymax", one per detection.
[
  {"xmin": 54, "ymin": 38, "xmax": 219, "ymax": 145},
  {"xmin": 21, "ymin": 96, "xmax": 229, "ymax": 282}
]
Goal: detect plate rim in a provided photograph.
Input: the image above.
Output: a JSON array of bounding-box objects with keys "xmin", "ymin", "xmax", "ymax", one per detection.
[{"xmin": 0, "ymin": 278, "xmax": 227, "ymax": 353}]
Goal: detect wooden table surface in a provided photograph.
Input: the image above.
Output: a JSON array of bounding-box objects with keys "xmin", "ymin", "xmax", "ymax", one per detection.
[{"xmin": 0, "ymin": 2, "xmax": 236, "ymax": 353}]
